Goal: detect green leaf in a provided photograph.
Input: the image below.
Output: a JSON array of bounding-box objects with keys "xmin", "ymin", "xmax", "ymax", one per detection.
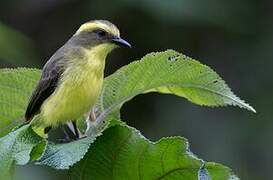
[
  {"xmin": 0, "ymin": 124, "xmax": 44, "ymax": 179},
  {"xmin": 69, "ymin": 125, "xmax": 237, "ymax": 180},
  {"xmin": 36, "ymin": 135, "xmax": 96, "ymax": 169},
  {"xmin": 205, "ymin": 162, "xmax": 239, "ymax": 180},
  {"xmin": 98, "ymin": 50, "xmax": 255, "ymax": 121},
  {"xmin": 0, "ymin": 68, "xmax": 41, "ymax": 137}
]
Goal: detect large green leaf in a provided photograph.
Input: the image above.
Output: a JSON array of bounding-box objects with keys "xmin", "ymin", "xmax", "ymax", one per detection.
[
  {"xmin": 91, "ymin": 50, "xmax": 255, "ymax": 134},
  {"xmin": 69, "ymin": 125, "xmax": 238, "ymax": 180},
  {"xmin": 0, "ymin": 68, "xmax": 41, "ymax": 137},
  {"xmin": 103, "ymin": 50, "xmax": 254, "ymax": 111},
  {"xmin": 0, "ymin": 124, "xmax": 45, "ymax": 179}
]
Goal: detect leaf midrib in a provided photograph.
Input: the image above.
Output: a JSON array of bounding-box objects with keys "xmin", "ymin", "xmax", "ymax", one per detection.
[{"xmin": 101, "ymin": 82, "xmax": 254, "ymax": 117}]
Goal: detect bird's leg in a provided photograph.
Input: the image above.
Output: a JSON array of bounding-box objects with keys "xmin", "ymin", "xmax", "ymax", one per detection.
[
  {"xmin": 61, "ymin": 126, "xmax": 71, "ymax": 142},
  {"xmin": 89, "ymin": 107, "xmax": 97, "ymax": 122},
  {"xmin": 85, "ymin": 107, "xmax": 97, "ymax": 135},
  {"xmin": 66, "ymin": 121, "xmax": 84, "ymax": 139},
  {"xmin": 57, "ymin": 124, "xmax": 80, "ymax": 143},
  {"xmin": 72, "ymin": 121, "xmax": 80, "ymax": 139}
]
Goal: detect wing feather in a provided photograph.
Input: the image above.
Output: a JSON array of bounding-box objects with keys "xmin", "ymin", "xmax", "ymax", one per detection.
[{"xmin": 25, "ymin": 58, "xmax": 64, "ymax": 121}]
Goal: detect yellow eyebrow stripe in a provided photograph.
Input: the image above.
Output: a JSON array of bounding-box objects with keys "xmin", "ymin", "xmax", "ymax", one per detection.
[{"xmin": 75, "ymin": 20, "xmax": 120, "ymax": 37}]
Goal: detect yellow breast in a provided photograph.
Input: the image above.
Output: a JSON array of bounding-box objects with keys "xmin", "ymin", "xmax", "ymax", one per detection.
[{"xmin": 39, "ymin": 45, "xmax": 112, "ymax": 128}]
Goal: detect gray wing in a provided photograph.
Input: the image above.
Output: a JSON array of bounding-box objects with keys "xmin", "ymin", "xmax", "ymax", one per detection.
[{"xmin": 25, "ymin": 57, "xmax": 64, "ymax": 122}]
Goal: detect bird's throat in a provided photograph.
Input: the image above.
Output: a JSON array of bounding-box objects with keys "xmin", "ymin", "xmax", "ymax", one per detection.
[{"xmin": 86, "ymin": 43, "xmax": 116, "ymax": 61}]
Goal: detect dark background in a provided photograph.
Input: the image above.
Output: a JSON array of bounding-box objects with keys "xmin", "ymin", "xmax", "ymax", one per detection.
[{"xmin": 0, "ymin": 0, "xmax": 272, "ymax": 179}]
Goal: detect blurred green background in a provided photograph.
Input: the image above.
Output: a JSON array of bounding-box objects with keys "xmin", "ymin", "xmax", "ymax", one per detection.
[{"xmin": 0, "ymin": 0, "xmax": 272, "ymax": 179}]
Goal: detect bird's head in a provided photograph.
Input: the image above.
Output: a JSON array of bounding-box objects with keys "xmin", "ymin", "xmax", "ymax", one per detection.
[{"xmin": 71, "ymin": 20, "xmax": 131, "ymax": 53}]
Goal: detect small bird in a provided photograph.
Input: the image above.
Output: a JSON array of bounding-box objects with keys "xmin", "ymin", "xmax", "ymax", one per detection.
[{"xmin": 25, "ymin": 20, "xmax": 131, "ymax": 138}]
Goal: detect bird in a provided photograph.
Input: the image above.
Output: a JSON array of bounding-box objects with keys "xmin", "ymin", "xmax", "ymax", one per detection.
[{"xmin": 25, "ymin": 20, "xmax": 131, "ymax": 139}]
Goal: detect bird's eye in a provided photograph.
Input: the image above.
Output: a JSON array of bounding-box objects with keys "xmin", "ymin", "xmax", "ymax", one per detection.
[{"xmin": 94, "ymin": 29, "xmax": 107, "ymax": 37}]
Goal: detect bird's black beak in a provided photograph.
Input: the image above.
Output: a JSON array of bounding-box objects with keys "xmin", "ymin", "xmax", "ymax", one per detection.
[{"xmin": 112, "ymin": 37, "xmax": 132, "ymax": 48}]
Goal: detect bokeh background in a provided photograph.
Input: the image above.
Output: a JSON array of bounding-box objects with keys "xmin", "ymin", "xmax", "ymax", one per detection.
[{"xmin": 0, "ymin": 0, "xmax": 272, "ymax": 179}]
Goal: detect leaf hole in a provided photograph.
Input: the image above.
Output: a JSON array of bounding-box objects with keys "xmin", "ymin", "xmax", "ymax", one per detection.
[
  {"xmin": 112, "ymin": 89, "xmax": 116, "ymax": 96},
  {"xmin": 167, "ymin": 54, "xmax": 180, "ymax": 62}
]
